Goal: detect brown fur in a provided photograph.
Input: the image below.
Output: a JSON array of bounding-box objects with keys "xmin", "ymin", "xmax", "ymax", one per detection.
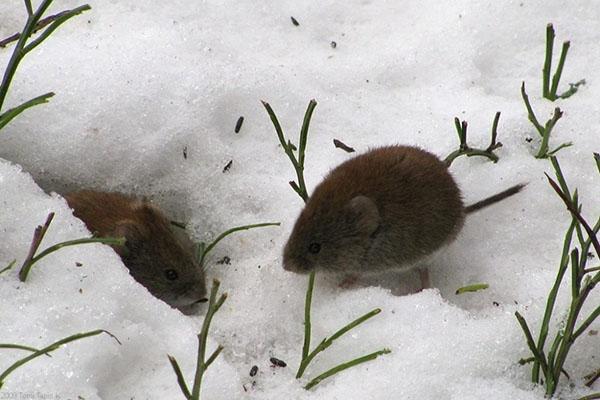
[
  {"xmin": 283, "ymin": 145, "xmax": 523, "ymax": 274},
  {"xmin": 64, "ymin": 190, "xmax": 206, "ymax": 308}
]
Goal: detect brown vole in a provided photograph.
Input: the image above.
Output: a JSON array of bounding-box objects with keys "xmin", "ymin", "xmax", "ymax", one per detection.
[
  {"xmin": 283, "ymin": 145, "xmax": 524, "ymax": 275},
  {"xmin": 64, "ymin": 190, "xmax": 206, "ymax": 309}
]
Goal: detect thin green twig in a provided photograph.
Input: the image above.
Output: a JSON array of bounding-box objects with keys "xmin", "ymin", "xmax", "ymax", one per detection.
[
  {"xmin": 444, "ymin": 112, "xmax": 502, "ymax": 166},
  {"xmin": 17, "ymin": 211, "xmax": 125, "ymax": 282},
  {"xmin": 304, "ymin": 348, "xmax": 391, "ymax": 390},
  {"xmin": 521, "ymin": 82, "xmax": 569, "ymax": 158},
  {"xmin": 543, "ymin": 24, "xmax": 584, "ymax": 101},
  {"xmin": 0, "ymin": 330, "xmax": 118, "ymax": 389},
  {"xmin": 0, "ymin": 92, "xmax": 54, "ymax": 130},
  {"xmin": 0, "ymin": 343, "xmax": 51, "ymax": 357},
  {"xmin": 261, "ymin": 100, "xmax": 317, "ymax": 201},
  {"xmin": 296, "ymin": 307, "xmax": 381, "ymax": 379},
  {"xmin": 300, "ymin": 270, "xmax": 315, "ymax": 369},
  {"xmin": 169, "ymin": 279, "xmax": 227, "ymax": 400},
  {"xmin": 0, "ymin": 0, "xmax": 90, "ymax": 125},
  {"xmin": 197, "ymin": 222, "xmax": 280, "ymax": 268},
  {"xmin": 455, "ymin": 283, "xmax": 489, "ymax": 295},
  {"xmin": 0, "ymin": 260, "xmax": 15, "ymax": 275}
]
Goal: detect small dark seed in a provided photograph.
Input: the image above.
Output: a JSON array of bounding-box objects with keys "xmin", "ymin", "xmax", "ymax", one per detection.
[
  {"xmin": 270, "ymin": 357, "xmax": 287, "ymax": 367},
  {"xmin": 217, "ymin": 256, "xmax": 231, "ymax": 265},
  {"xmin": 492, "ymin": 301, "xmax": 500, "ymax": 307},
  {"xmin": 333, "ymin": 139, "xmax": 355, "ymax": 153},
  {"xmin": 235, "ymin": 116, "xmax": 244, "ymax": 133},
  {"xmin": 223, "ymin": 160, "xmax": 233, "ymax": 173},
  {"xmin": 75, "ymin": 262, "xmax": 83, "ymax": 267},
  {"xmin": 330, "ymin": 41, "xmax": 337, "ymax": 48},
  {"xmin": 183, "ymin": 146, "xmax": 188, "ymax": 159},
  {"xmin": 249, "ymin": 365, "xmax": 258, "ymax": 376},
  {"xmin": 290, "ymin": 16, "xmax": 299, "ymax": 26}
]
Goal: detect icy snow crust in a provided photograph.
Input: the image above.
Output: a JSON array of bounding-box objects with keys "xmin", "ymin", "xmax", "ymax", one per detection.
[{"xmin": 0, "ymin": 0, "xmax": 599, "ymax": 399}]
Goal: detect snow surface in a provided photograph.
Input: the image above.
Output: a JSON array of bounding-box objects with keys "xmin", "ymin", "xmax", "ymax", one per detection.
[{"xmin": 1, "ymin": 0, "xmax": 599, "ymax": 399}]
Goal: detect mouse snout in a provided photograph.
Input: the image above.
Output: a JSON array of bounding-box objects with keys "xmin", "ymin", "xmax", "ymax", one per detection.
[{"xmin": 282, "ymin": 254, "xmax": 312, "ymax": 274}]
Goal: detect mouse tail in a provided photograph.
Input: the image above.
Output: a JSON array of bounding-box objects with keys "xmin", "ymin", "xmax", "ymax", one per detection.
[{"xmin": 464, "ymin": 183, "xmax": 526, "ymax": 214}]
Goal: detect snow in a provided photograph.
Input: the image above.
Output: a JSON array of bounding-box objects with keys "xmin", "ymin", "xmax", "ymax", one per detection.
[{"xmin": 1, "ymin": 0, "xmax": 599, "ymax": 399}]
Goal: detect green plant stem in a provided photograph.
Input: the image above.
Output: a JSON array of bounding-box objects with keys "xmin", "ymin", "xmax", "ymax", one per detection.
[
  {"xmin": 543, "ymin": 23, "xmax": 554, "ymax": 99},
  {"xmin": 299, "ymin": 270, "xmax": 316, "ymax": 372},
  {"xmin": 536, "ymin": 108, "xmax": 565, "ymax": 158},
  {"xmin": 167, "ymin": 355, "xmax": 191, "ymax": 399},
  {"xmin": 444, "ymin": 113, "xmax": 502, "ymax": 166},
  {"xmin": 0, "ymin": 330, "xmax": 116, "ymax": 389},
  {"xmin": 455, "ymin": 283, "xmax": 489, "ymax": 295},
  {"xmin": 24, "ymin": 0, "xmax": 33, "ymax": 16},
  {"xmin": 532, "ymin": 217, "xmax": 576, "ymax": 383},
  {"xmin": 0, "ymin": 343, "xmax": 51, "ymax": 356},
  {"xmin": 0, "ymin": 92, "xmax": 54, "ymax": 130},
  {"xmin": 261, "ymin": 100, "xmax": 317, "ymax": 201},
  {"xmin": 515, "ymin": 311, "xmax": 549, "ymax": 383},
  {"xmin": 521, "ymin": 82, "xmax": 544, "ymax": 135},
  {"xmin": 22, "ymin": 5, "xmax": 91, "ymax": 55},
  {"xmin": 297, "ymin": 307, "xmax": 381, "ymax": 379},
  {"xmin": 197, "ymin": 222, "xmax": 280, "ymax": 267},
  {"xmin": 19, "ymin": 236, "xmax": 125, "ymax": 282},
  {"xmin": 0, "ymin": 1, "xmax": 90, "ymax": 112},
  {"xmin": 574, "ymin": 302, "xmax": 600, "ymax": 339},
  {"xmin": 546, "ymin": 174, "xmax": 600, "ymax": 258},
  {"xmin": 303, "ymin": 348, "xmax": 391, "ymax": 390},
  {"xmin": 550, "ymin": 41, "xmax": 570, "ymax": 99},
  {"xmin": 0, "ymin": 260, "xmax": 15, "ymax": 275},
  {"xmin": 578, "ymin": 394, "xmax": 600, "ymax": 400},
  {"xmin": 191, "ymin": 279, "xmax": 227, "ymax": 399}
]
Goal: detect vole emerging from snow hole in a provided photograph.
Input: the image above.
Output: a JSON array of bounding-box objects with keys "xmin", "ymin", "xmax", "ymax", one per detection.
[
  {"xmin": 64, "ymin": 190, "xmax": 207, "ymax": 309},
  {"xmin": 283, "ymin": 145, "xmax": 524, "ymax": 282}
]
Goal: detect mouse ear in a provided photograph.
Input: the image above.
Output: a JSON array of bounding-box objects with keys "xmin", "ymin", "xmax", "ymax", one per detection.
[
  {"xmin": 113, "ymin": 220, "xmax": 145, "ymax": 256},
  {"xmin": 347, "ymin": 195, "xmax": 380, "ymax": 236}
]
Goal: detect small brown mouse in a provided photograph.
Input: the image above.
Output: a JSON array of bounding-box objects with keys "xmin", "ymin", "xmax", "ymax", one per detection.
[
  {"xmin": 283, "ymin": 145, "xmax": 524, "ymax": 278},
  {"xmin": 64, "ymin": 190, "xmax": 206, "ymax": 309}
]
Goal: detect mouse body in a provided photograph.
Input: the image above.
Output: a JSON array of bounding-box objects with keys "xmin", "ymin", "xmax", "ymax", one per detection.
[
  {"xmin": 283, "ymin": 145, "xmax": 523, "ymax": 275},
  {"xmin": 64, "ymin": 190, "xmax": 206, "ymax": 309}
]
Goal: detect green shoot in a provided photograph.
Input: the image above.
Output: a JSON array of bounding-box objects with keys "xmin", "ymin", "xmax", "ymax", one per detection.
[
  {"xmin": 0, "ymin": 1, "xmax": 90, "ymax": 130},
  {"xmin": 0, "ymin": 329, "xmax": 119, "ymax": 390},
  {"xmin": 516, "ymin": 156, "xmax": 600, "ymax": 397},
  {"xmin": 18, "ymin": 212, "xmax": 125, "ymax": 282},
  {"xmin": 168, "ymin": 279, "xmax": 227, "ymax": 400},
  {"xmin": 263, "ymin": 99, "xmax": 389, "ymax": 390},
  {"xmin": 455, "ymin": 283, "xmax": 489, "ymax": 295},
  {"xmin": 444, "ymin": 112, "xmax": 502, "ymax": 166},
  {"xmin": 542, "ymin": 23, "xmax": 585, "ymax": 101},
  {"xmin": 0, "ymin": 344, "xmax": 51, "ymax": 357},
  {"xmin": 196, "ymin": 222, "xmax": 280, "ymax": 269},
  {"xmin": 304, "ymin": 348, "xmax": 391, "ymax": 390},
  {"xmin": 0, "ymin": 260, "xmax": 15, "ymax": 275},
  {"xmin": 261, "ymin": 100, "xmax": 317, "ymax": 202},
  {"xmin": 521, "ymin": 82, "xmax": 570, "ymax": 159}
]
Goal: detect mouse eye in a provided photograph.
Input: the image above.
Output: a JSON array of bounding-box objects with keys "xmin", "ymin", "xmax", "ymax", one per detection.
[
  {"xmin": 308, "ymin": 242, "xmax": 321, "ymax": 254},
  {"xmin": 165, "ymin": 269, "xmax": 179, "ymax": 281}
]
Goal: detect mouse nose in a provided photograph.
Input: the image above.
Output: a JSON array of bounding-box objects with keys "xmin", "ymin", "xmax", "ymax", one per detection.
[{"xmin": 283, "ymin": 255, "xmax": 311, "ymax": 273}]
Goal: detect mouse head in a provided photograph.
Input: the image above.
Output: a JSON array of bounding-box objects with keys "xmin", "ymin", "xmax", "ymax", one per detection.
[
  {"xmin": 113, "ymin": 203, "xmax": 207, "ymax": 309},
  {"xmin": 283, "ymin": 195, "xmax": 380, "ymax": 274}
]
